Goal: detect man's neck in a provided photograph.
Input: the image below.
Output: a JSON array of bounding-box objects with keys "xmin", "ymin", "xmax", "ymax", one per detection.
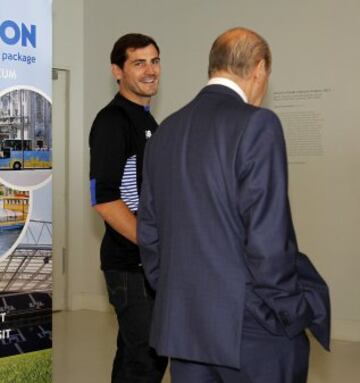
[
  {"xmin": 208, "ymin": 73, "xmax": 248, "ymax": 103},
  {"xmin": 118, "ymin": 88, "xmax": 151, "ymax": 107},
  {"xmin": 210, "ymin": 70, "xmax": 260, "ymax": 105}
]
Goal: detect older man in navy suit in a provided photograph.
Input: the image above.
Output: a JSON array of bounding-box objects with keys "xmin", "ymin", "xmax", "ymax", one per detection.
[{"xmin": 138, "ymin": 27, "xmax": 330, "ymax": 383}]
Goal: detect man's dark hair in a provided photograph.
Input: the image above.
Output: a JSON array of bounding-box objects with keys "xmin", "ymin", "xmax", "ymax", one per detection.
[{"xmin": 110, "ymin": 33, "xmax": 160, "ymax": 69}]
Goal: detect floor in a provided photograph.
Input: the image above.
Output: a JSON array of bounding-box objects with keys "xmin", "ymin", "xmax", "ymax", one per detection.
[{"xmin": 53, "ymin": 310, "xmax": 360, "ymax": 382}]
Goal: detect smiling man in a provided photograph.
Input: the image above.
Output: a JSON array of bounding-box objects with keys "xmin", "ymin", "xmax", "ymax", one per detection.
[{"xmin": 89, "ymin": 34, "xmax": 167, "ymax": 383}]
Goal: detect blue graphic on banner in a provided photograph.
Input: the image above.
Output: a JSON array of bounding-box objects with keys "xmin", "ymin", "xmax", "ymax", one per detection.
[{"xmin": 0, "ymin": 0, "xmax": 51, "ymax": 97}]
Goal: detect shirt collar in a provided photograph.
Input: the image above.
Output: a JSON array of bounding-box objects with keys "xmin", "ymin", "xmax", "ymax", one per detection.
[
  {"xmin": 115, "ymin": 93, "xmax": 151, "ymax": 113},
  {"xmin": 206, "ymin": 77, "xmax": 248, "ymax": 103}
]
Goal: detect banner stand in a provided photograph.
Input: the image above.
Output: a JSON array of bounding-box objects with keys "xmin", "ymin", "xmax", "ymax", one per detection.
[{"xmin": 0, "ymin": 1, "xmax": 52, "ymax": 381}]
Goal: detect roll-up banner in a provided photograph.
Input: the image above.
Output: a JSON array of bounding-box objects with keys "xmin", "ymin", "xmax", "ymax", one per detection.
[{"xmin": 0, "ymin": 0, "xmax": 52, "ymax": 381}]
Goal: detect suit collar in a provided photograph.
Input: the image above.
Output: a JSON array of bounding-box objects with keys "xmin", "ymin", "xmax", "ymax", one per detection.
[
  {"xmin": 199, "ymin": 83, "xmax": 247, "ymax": 104},
  {"xmin": 207, "ymin": 77, "xmax": 248, "ymax": 102}
]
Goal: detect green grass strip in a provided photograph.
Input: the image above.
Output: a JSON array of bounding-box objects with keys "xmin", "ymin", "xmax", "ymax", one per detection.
[{"xmin": 0, "ymin": 349, "xmax": 52, "ymax": 383}]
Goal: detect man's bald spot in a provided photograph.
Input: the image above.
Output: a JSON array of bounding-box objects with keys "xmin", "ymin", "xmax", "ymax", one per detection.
[{"xmin": 208, "ymin": 27, "xmax": 271, "ymax": 78}]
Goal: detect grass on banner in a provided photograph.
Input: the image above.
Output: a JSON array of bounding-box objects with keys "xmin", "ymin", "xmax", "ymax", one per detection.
[{"xmin": 0, "ymin": 349, "xmax": 51, "ymax": 383}]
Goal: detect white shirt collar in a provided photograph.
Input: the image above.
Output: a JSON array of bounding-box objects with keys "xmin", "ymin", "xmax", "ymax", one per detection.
[{"xmin": 206, "ymin": 77, "xmax": 248, "ymax": 103}]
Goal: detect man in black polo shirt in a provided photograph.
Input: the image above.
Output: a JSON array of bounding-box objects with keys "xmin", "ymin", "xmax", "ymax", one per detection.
[{"xmin": 89, "ymin": 34, "xmax": 167, "ymax": 383}]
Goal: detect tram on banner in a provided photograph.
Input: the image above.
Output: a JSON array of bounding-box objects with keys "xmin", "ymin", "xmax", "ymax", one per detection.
[
  {"xmin": 0, "ymin": 138, "xmax": 51, "ymax": 170},
  {"xmin": 0, "ymin": 190, "xmax": 29, "ymax": 231}
]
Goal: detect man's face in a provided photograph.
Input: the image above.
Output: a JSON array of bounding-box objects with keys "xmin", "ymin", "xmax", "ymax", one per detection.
[
  {"xmin": 247, "ymin": 60, "xmax": 270, "ymax": 107},
  {"xmin": 253, "ymin": 64, "xmax": 270, "ymax": 106},
  {"xmin": 255, "ymin": 72, "xmax": 270, "ymax": 106},
  {"xmin": 113, "ymin": 44, "xmax": 160, "ymax": 105}
]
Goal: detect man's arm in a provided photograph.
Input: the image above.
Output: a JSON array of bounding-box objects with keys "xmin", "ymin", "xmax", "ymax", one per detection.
[
  {"xmin": 89, "ymin": 108, "xmax": 137, "ymax": 241},
  {"xmin": 137, "ymin": 143, "xmax": 160, "ymax": 290},
  {"xmin": 237, "ymin": 108, "xmax": 312, "ymax": 337},
  {"xmin": 94, "ymin": 199, "xmax": 137, "ymax": 244}
]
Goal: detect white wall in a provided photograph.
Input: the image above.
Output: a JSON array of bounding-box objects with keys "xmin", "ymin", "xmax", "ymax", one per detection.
[
  {"xmin": 55, "ymin": 0, "xmax": 360, "ymax": 340},
  {"xmin": 53, "ymin": 0, "xmax": 107, "ymax": 311}
]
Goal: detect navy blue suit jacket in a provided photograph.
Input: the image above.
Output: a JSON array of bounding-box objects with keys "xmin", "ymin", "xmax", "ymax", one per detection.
[{"xmin": 138, "ymin": 85, "xmax": 330, "ymax": 369}]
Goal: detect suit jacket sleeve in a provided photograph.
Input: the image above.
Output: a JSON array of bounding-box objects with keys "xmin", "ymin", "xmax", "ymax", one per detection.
[
  {"xmin": 137, "ymin": 143, "xmax": 160, "ymax": 290},
  {"xmin": 237, "ymin": 108, "xmax": 313, "ymax": 338}
]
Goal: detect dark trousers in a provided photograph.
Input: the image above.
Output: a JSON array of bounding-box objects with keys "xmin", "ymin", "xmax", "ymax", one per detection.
[
  {"xmin": 171, "ymin": 310, "xmax": 309, "ymax": 383},
  {"xmin": 104, "ymin": 270, "xmax": 167, "ymax": 383}
]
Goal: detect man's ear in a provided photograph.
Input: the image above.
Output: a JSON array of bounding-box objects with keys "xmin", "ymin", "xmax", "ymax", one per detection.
[
  {"xmin": 111, "ymin": 64, "xmax": 122, "ymax": 82},
  {"xmin": 254, "ymin": 59, "xmax": 266, "ymax": 81}
]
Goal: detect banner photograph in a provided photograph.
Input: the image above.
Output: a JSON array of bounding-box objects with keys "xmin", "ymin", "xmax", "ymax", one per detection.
[{"xmin": 0, "ymin": 1, "xmax": 52, "ymax": 381}]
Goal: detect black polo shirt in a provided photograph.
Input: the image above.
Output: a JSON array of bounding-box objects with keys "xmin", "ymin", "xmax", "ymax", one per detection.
[{"xmin": 89, "ymin": 93, "xmax": 157, "ymax": 270}]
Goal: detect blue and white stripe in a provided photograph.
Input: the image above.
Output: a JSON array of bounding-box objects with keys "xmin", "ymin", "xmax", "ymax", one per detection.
[{"xmin": 120, "ymin": 155, "xmax": 138, "ymax": 212}]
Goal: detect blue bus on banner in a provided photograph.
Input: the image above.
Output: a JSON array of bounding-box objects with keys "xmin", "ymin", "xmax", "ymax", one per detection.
[{"xmin": 0, "ymin": 140, "xmax": 51, "ymax": 170}]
